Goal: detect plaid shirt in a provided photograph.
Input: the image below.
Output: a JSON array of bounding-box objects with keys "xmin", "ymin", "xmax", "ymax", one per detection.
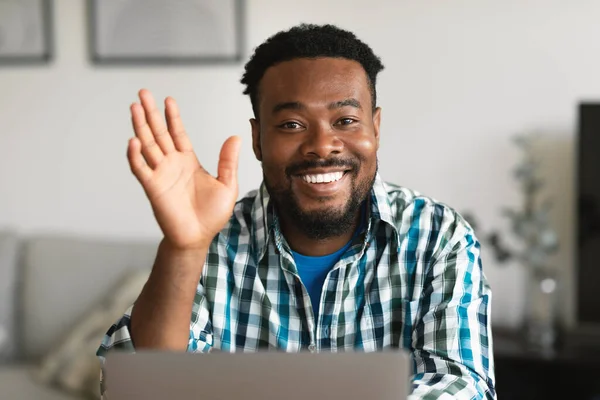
[{"xmin": 98, "ymin": 174, "xmax": 496, "ymax": 399}]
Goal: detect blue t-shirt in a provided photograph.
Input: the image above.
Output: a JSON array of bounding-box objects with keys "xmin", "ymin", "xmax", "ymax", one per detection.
[
  {"xmin": 292, "ymin": 205, "xmax": 366, "ymax": 320},
  {"xmin": 292, "ymin": 241, "xmax": 352, "ymax": 321}
]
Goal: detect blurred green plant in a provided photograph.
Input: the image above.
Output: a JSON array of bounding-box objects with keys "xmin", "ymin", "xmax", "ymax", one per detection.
[{"xmin": 463, "ymin": 134, "xmax": 559, "ymax": 268}]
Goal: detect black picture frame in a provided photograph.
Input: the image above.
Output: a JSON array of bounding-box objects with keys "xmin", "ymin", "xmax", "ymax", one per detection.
[
  {"xmin": 88, "ymin": 0, "xmax": 245, "ymax": 66},
  {"xmin": 0, "ymin": 0, "xmax": 53, "ymax": 65}
]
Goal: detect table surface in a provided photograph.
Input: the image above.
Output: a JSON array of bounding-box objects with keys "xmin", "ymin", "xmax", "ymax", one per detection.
[
  {"xmin": 493, "ymin": 326, "xmax": 600, "ymax": 366},
  {"xmin": 493, "ymin": 327, "xmax": 600, "ymax": 400}
]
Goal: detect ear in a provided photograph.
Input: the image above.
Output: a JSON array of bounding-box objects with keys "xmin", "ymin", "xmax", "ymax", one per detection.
[
  {"xmin": 372, "ymin": 107, "xmax": 382, "ymax": 150},
  {"xmin": 250, "ymin": 118, "xmax": 262, "ymax": 161}
]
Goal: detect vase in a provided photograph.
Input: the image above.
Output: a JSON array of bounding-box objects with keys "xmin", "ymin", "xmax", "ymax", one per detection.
[{"xmin": 522, "ymin": 266, "xmax": 560, "ymax": 354}]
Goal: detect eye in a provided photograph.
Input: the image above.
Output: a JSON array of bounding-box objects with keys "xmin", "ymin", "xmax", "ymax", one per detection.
[
  {"xmin": 278, "ymin": 121, "xmax": 303, "ymax": 130},
  {"xmin": 336, "ymin": 118, "xmax": 357, "ymax": 126}
]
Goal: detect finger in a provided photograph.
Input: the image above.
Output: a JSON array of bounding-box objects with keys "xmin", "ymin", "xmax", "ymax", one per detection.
[
  {"xmin": 138, "ymin": 89, "xmax": 176, "ymax": 154},
  {"xmin": 131, "ymin": 102, "xmax": 164, "ymax": 167},
  {"xmin": 217, "ymin": 136, "xmax": 242, "ymax": 189},
  {"xmin": 127, "ymin": 137, "xmax": 153, "ymax": 185},
  {"xmin": 165, "ymin": 97, "xmax": 194, "ymax": 153}
]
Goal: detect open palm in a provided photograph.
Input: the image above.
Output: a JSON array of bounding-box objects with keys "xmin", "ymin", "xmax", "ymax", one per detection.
[{"xmin": 128, "ymin": 89, "xmax": 241, "ymax": 250}]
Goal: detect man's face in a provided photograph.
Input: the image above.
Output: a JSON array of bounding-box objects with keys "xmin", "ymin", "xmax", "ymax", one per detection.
[{"xmin": 251, "ymin": 57, "xmax": 381, "ymax": 239}]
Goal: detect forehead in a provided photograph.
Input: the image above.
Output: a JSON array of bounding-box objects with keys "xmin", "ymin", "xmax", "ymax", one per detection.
[{"xmin": 257, "ymin": 58, "xmax": 371, "ymax": 113}]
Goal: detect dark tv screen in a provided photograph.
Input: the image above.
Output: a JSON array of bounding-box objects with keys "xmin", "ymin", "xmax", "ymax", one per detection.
[{"xmin": 577, "ymin": 103, "xmax": 600, "ymax": 324}]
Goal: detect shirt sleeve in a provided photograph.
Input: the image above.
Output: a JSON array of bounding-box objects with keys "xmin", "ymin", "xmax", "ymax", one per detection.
[
  {"xmin": 409, "ymin": 215, "xmax": 496, "ymax": 400},
  {"xmin": 95, "ymin": 278, "xmax": 214, "ymax": 399}
]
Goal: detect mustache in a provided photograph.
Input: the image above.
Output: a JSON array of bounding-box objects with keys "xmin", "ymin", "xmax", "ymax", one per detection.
[{"xmin": 286, "ymin": 157, "xmax": 360, "ymax": 177}]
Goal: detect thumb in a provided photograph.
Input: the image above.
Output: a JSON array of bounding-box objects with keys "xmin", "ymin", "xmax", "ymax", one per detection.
[{"xmin": 217, "ymin": 136, "xmax": 242, "ymax": 189}]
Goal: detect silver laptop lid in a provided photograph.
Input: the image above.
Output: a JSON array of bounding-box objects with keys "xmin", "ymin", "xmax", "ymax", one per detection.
[{"xmin": 105, "ymin": 350, "xmax": 411, "ymax": 400}]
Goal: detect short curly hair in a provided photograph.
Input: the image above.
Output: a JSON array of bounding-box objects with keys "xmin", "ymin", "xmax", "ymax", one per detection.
[{"xmin": 241, "ymin": 24, "xmax": 384, "ymax": 118}]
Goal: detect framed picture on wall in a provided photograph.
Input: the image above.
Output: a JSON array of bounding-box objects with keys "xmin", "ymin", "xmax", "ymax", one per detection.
[
  {"xmin": 88, "ymin": 0, "xmax": 245, "ymax": 65},
  {"xmin": 0, "ymin": 0, "xmax": 53, "ymax": 64}
]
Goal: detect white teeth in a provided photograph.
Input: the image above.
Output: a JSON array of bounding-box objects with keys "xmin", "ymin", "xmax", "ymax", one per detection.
[{"xmin": 303, "ymin": 171, "xmax": 344, "ymax": 184}]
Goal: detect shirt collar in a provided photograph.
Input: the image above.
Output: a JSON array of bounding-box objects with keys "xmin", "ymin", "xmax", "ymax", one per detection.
[
  {"xmin": 250, "ymin": 172, "xmax": 398, "ymax": 263},
  {"xmin": 368, "ymin": 172, "xmax": 397, "ymax": 231}
]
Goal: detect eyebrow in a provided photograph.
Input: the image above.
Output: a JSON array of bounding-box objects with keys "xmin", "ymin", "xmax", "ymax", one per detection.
[
  {"xmin": 271, "ymin": 98, "xmax": 363, "ymax": 115},
  {"xmin": 272, "ymin": 101, "xmax": 304, "ymax": 114},
  {"xmin": 328, "ymin": 98, "xmax": 362, "ymax": 110}
]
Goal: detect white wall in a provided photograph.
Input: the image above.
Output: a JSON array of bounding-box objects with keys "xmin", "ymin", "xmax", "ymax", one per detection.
[{"xmin": 3, "ymin": 0, "xmax": 599, "ymax": 328}]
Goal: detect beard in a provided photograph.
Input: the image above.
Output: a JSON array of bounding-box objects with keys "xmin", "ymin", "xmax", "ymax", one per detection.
[{"xmin": 264, "ymin": 157, "xmax": 377, "ymax": 241}]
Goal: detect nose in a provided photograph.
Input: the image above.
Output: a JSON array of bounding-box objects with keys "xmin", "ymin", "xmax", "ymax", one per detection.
[{"xmin": 300, "ymin": 123, "xmax": 344, "ymax": 159}]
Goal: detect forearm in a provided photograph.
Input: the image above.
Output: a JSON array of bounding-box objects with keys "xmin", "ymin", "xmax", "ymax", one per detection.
[
  {"xmin": 131, "ymin": 238, "xmax": 207, "ymax": 351},
  {"xmin": 410, "ymin": 352, "xmax": 495, "ymax": 400},
  {"xmin": 408, "ymin": 213, "xmax": 496, "ymax": 399}
]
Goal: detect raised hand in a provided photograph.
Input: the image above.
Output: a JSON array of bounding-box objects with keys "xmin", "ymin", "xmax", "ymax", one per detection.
[{"xmin": 128, "ymin": 89, "xmax": 241, "ymax": 251}]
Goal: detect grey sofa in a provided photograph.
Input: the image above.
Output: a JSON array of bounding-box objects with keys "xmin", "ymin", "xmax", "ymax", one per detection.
[{"xmin": 0, "ymin": 230, "xmax": 158, "ymax": 399}]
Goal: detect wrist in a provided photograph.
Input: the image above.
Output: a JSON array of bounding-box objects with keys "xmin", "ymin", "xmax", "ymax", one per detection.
[
  {"xmin": 154, "ymin": 238, "xmax": 209, "ymax": 277},
  {"xmin": 160, "ymin": 236, "xmax": 212, "ymax": 255}
]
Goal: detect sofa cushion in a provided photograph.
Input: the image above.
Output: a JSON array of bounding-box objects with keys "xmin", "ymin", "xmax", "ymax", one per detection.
[
  {"xmin": 34, "ymin": 270, "xmax": 150, "ymax": 399},
  {"xmin": 0, "ymin": 365, "xmax": 80, "ymax": 400},
  {"xmin": 0, "ymin": 230, "xmax": 20, "ymax": 362},
  {"xmin": 20, "ymin": 234, "xmax": 158, "ymax": 359}
]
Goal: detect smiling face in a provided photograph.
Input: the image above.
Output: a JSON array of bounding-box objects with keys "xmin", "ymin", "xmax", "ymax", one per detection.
[{"xmin": 251, "ymin": 57, "xmax": 381, "ymax": 240}]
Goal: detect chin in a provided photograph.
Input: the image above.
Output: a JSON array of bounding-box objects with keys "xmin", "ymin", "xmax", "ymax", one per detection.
[{"xmin": 298, "ymin": 197, "xmax": 348, "ymax": 213}]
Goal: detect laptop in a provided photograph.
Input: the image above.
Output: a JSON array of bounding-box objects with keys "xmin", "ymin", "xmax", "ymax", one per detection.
[{"xmin": 105, "ymin": 350, "xmax": 412, "ymax": 400}]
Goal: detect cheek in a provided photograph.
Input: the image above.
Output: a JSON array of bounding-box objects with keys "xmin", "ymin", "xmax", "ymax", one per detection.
[
  {"xmin": 261, "ymin": 159, "xmax": 284, "ymax": 179},
  {"xmin": 260, "ymin": 151, "xmax": 290, "ymax": 185},
  {"xmin": 349, "ymin": 134, "xmax": 378, "ymax": 163},
  {"xmin": 261, "ymin": 133, "xmax": 299, "ymax": 162},
  {"xmin": 261, "ymin": 137, "xmax": 304, "ymax": 179}
]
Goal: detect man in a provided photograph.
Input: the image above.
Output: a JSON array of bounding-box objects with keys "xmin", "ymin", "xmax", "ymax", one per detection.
[{"xmin": 98, "ymin": 24, "xmax": 496, "ymax": 399}]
